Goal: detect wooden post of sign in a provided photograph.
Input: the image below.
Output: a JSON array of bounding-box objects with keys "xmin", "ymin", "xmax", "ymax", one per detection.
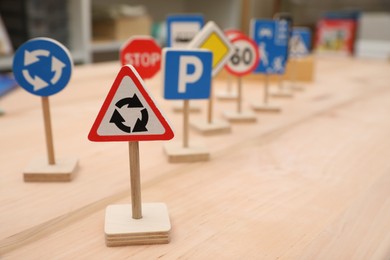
[
  {"xmin": 105, "ymin": 141, "xmax": 171, "ymax": 246},
  {"xmin": 23, "ymin": 97, "xmax": 78, "ymax": 182},
  {"xmin": 223, "ymin": 77, "xmax": 256, "ymax": 123},
  {"xmin": 129, "ymin": 141, "xmax": 142, "ymax": 219},
  {"xmin": 237, "ymin": 77, "xmax": 242, "ymax": 114},
  {"xmin": 216, "ymin": 73, "xmax": 238, "ymax": 100},
  {"xmin": 42, "ymin": 97, "xmax": 56, "ymax": 165},
  {"xmin": 270, "ymin": 74, "xmax": 293, "ymax": 98},
  {"xmin": 251, "ymin": 74, "xmax": 281, "ymax": 113},
  {"xmin": 190, "ymin": 80, "xmax": 231, "ymax": 135},
  {"xmin": 183, "ymin": 100, "xmax": 189, "ymax": 148}
]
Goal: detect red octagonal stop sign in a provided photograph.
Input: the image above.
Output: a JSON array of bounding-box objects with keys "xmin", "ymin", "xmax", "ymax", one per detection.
[{"xmin": 120, "ymin": 36, "xmax": 162, "ymax": 79}]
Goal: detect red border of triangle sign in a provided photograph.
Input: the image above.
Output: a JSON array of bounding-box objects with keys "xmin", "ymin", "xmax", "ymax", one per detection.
[{"xmin": 88, "ymin": 65, "xmax": 174, "ymax": 142}]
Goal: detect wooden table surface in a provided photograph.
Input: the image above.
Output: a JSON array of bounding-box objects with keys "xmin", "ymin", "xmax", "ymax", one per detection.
[{"xmin": 1, "ymin": 57, "xmax": 390, "ymax": 259}]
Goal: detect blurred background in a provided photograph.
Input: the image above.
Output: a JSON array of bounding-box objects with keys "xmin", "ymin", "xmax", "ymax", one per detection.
[{"xmin": 0, "ymin": 0, "xmax": 389, "ymax": 71}]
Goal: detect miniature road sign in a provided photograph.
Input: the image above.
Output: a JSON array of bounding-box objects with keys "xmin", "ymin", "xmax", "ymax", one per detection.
[
  {"xmin": 225, "ymin": 35, "xmax": 259, "ymax": 76},
  {"xmin": 188, "ymin": 21, "xmax": 234, "ymax": 77},
  {"xmin": 224, "ymin": 35, "xmax": 259, "ymax": 122},
  {"xmin": 290, "ymin": 27, "xmax": 311, "ymax": 58},
  {"xmin": 167, "ymin": 15, "xmax": 205, "ymax": 113},
  {"xmin": 250, "ymin": 19, "xmax": 288, "ymax": 112},
  {"xmin": 188, "ymin": 21, "xmax": 234, "ymax": 135},
  {"xmin": 13, "ymin": 37, "xmax": 72, "ymax": 96},
  {"xmin": 166, "ymin": 14, "xmax": 204, "ymax": 48},
  {"xmin": 289, "ymin": 27, "xmax": 312, "ymax": 91},
  {"xmin": 216, "ymin": 29, "xmax": 246, "ymax": 101},
  {"xmin": 272, "ymin": 13, "xmax": 296, "ymax": 96},
  {"xmin": 120, "ymin": 36, "xmax": 161, "ymax": 79},
  {"xmin": 89, "ymin": 65, "xmax": 174, "ymax": 246},
  {"xmin": 163, "ymin": 49, "xmax": 212, "ymax": 100},
  {"xmin": 13, "ymin": 37, "xmax": 77, "ymax": 182},
  {"xmin": 88, "ymin": 66, "xmax": 174, "ymax": 142},
  {"xmin": 163, "ymin": 49, "xmax": 212, "ymax": 163}
]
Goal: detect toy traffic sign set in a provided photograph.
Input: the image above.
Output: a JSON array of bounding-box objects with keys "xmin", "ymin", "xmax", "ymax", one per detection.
[
  {"xmin": 11, "ymin": 13, "xmax": 310, "ymax": 247},
  {"xmin": 250, "ymin": 19, "xmax": 290, "ymax": 112},
  {"xmin": 167, "ymin": 14, "xmax": 205, "ymax": 113},
  {"xmin": 89, "ymin": 65, "xmax": 174, "ymax": 246},
  {"xmin": 163, "ymin": 49, "xmax": 212, "ymax": 162},
  {"xmin": 13, "ymin": 37, "xmax": 78, "ymax": 182},
  {"xmin": 188, "ymin": 21, "xmax": 235, "ymax": 135},
  {"xmin": 223, "ymin": 34, "xmax": 259, "ymax": 122}
]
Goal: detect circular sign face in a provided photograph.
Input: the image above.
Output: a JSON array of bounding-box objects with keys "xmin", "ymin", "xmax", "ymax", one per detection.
[
  {"xmin": 13, "ymin": 37, "xmax": 73, "ymax": 97},
  {"xmin": 120, "ymin": 36, "xmax": 162, "ymax": 79},
  {"xmin": 225, "ymin": 35, "xmax": 260, "ymax": 76}
]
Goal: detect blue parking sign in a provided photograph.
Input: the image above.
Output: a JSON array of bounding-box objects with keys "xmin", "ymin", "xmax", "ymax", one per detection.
[
  {"xmin": 13, "ymin": 37, "xmax": 73, "ymax": 97},
  {"xmin": 163, "ymin": 49, "xmax": 212, "ymax": 100},
  {"xmin": 290, "ymin": 27, "xmax": 311, "ymax": 58},
  {"xmin": 250, "ymin": 19, "xmax": 289, "ymax": 75},
  {"xmin": 166, "ymin": 14, "xmax": 204, "ymax": 47}
]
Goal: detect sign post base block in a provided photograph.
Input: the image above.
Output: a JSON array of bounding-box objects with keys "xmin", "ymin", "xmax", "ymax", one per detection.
[
  {"xmin": 164, "ymin": 141, "xmax": 210, "ymax": 163},
  {"xmin": 172, "ymin": 101, "xmax": 201, "ymax": 113},
  {"xmin": 23, "ymin": 156, "xmax": 78, "ymax": 182},
  {"xmin": 270, "ymin": 88, "xmax": 294, "ymax": 98},
  {"xmin": 251, "ymin": 103, "xmax": 281, "ymax": 113},
  {"xmin": 190, "ymin": 120, "xmax": 231, "ymax": 136},
  {"xmin": 223, "ymin": 111, "xmax": 257, "ymax": 123},
  {"xmin": 215, "ymin": 90, "xmax": 238, "ymax": 100},
  {"xmin": 105, "ymin": 203, "xmax": 171, "ymax": 247}
]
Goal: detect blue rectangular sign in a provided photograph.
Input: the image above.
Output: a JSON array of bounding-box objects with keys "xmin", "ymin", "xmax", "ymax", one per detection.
[
  {"xmin": 166, "ymin": 15, "xmax": 204, "ymax": 48},
  {"xmin": 289, "ymin": 27, "xmax": 311, "ymax": 58},
  {"xmin": 250, "ymin": 19, "xmax": 289, "ymax": 75},
  {"xmin": 163, "ymin": 49, "xmax": 212, "ymax": 100}
]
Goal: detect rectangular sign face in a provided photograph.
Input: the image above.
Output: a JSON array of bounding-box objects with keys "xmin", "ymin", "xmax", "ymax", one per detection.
[
  {"xmin": 250, "ymin": 19, "xmax": 289, "ymax": 75},
  {"xmin": 163, "ymin": 49, "xmax": 212, "ymax": 100},
  {"xmin": 166, "ymin": 15, "xmax": 204, "ymax": 48},
  {"xmin": 290, "ymin": 27, "xmax": 311, "ymax": 58}
]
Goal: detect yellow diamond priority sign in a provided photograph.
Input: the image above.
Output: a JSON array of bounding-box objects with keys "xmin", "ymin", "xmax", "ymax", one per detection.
[{"xmin": 188, "ymin": 21, "xmax": 234, "ymax": 77}]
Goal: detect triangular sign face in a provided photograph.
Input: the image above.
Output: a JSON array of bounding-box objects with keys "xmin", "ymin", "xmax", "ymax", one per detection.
[{"xmin": 88, "ymin": 65, "xmax": 174, "ymax": 142}]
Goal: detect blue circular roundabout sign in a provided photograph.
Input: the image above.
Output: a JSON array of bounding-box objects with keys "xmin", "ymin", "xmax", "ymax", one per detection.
[{"xmin": 13, "ymin": 37, "xmax": 73, "ymax": 97}]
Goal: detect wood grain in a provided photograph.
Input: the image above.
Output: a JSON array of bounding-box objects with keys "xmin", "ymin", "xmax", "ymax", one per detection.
[{"xmin": 1, "ymin": 57, "xmax": 390, "ymax": 259}]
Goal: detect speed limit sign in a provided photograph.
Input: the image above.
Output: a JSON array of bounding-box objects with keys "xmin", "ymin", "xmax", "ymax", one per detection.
[{"xmin": 225, "ymin": 35, "xmax": 259, "ymax": 76}]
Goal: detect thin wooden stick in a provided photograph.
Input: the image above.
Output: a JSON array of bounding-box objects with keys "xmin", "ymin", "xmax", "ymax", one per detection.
[
  {"xmin": 237, "ymin": 77, "xmax": 242, "ymax": 113},
  {"xmin": 264, "ymin": 75, "xmax": 269, "ymax": 105},
  {"xmin": 41, "ymin": 97, "xmax": 55, "ymax": 165},
  {"xmin": 129, "ymin": 141, "xmax": 142, "ymax": 219},
  {"xmin": 227, "ymin": 74, "xmax": 232, "ymax": 93},
  {"xmin": 207, "ymin": 81, "xmax": 214, "ymax": 124},
  {"xmin": 183, "ymin": 100, "xmax": 189, "ymax": 148},
  {"xmin": 278, "ymin": 74, "xmax": 283, "ymax": 91}
]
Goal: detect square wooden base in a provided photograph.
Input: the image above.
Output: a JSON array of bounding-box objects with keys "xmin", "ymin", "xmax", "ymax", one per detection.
[
  {"xmin": 164, "ymin": 141, "xmax": 210, "ymax": 163},
  {"xmin": 215, "ymin": 90, "xmax": 238, "ymax": 100},
  {"xmin": 251, "ymin": 103, "xmax": 281, "ymax": 113},
  {"xmin": 172, "ymin": 101, "xmax": 201, "ymax": 113},
  {"xmin": 223, "ymin": 111, "xmax": 257, "ymax": 123},
  {"xmin": 270, "ymin": 88, "xmax": 294, "ymax": 98},
  {"xmin": 190, "ymin": 119, "xmax": 231, "ymax": 136},
  {"xmin": 105, "ymin": 203, "xmax": 171, "ymax": 247},
  {"xmin": 23, "ymin": 156, "xmax": 78, "ymax": 182}
]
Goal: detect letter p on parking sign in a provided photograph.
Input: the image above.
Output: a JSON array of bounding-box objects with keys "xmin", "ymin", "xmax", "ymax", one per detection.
[{"xmin": 163, "ymin": 49, "xmax": 212, "ymax": 100}]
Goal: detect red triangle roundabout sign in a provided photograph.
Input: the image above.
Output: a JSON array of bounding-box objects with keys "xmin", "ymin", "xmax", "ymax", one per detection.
[{"xmin": 88, "ymin": 65, "xmax": 174, "ymax": 142}]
